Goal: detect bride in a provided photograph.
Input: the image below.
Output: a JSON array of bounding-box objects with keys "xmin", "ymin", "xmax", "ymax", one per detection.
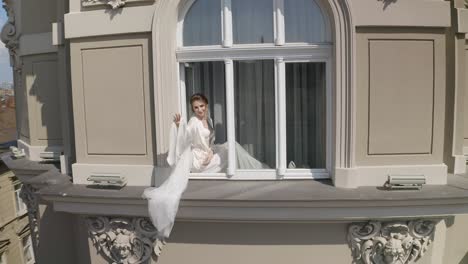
[{"xmin": 143, "ymin": 93, "xmax": 265, "ymax": 238}]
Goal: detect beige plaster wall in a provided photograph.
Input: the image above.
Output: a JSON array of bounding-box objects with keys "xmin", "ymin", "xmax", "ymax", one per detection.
[
  {"xmin": 35, "ymin": 204, "xmax": 78, "ymax": 264},
  {"xmin": 21, "ymin": 0, "xmax": 57, "ymax": 34},
  {"xmin": 444, "ymin": 215, "xmax": 468, "ymax": 264},
  {"xmin": 22, "ymin": 54, "xmax": 62, "ymax": 147},
  {"xmin": 70, "ymin": 34, "xmax": 154, "ymax": 165},
  {"xmin": 15, "ymin": 70, "xmax": 30, "ymax": 143},
  {"xmin": 73, "ymin": 219, "xmax": 442, "ymax": 264},
  {"xmin": 355, "ymin": 28, "xmax": 446, "ymax": 166}
]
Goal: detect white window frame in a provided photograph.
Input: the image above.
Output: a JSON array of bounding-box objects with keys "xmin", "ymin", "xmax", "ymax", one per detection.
[
  {"xmin": 14, "ymin": 184, "xmax": 27, "ymax": 216},
  {"xmin": 177, "ymin": 0, "xmax": 332, "ymax": 180},
  {"xmin": 22, "ymin": 235, "xmax": 35, "ymax": 264}
]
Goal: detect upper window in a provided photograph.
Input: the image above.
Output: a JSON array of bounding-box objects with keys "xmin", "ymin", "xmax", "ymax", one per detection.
[
  {"xmin": 14, "ymin": 183, "xmax": 27, "ymax": 216},
  {"xmin": 177, "ymin": 0, "xmax": 332, "ymax": 179}
]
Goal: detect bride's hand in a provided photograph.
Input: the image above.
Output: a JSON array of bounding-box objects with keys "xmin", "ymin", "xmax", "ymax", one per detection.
[
  {"xmin": 202, "ymin": 150, "xmax": 214, "ymax": 166},
  {"xmin": 173, "ymin": 113, "xmax": 181, "ymax": 127}
]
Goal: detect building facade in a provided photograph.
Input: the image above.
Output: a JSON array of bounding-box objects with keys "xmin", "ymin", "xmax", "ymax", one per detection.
[
  {"xmin": 2, "ymin": 0, "xmax": 468, "ymax": 263},
  {"xmin": 0, "ymin": 163, "xmax": 35, "ymax": 264}
]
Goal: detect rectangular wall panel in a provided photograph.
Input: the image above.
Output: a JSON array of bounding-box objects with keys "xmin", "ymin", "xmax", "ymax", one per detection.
[
  {"xmin": 368, "ymin": 40, "xmax": 434, "ymax": 155},
  {"xmin": 81, "ymin": 46, "xmax": 148, "ymax": 155}
]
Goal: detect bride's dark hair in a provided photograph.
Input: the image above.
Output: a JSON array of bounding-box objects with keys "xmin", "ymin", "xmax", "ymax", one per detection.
[{"xmin": 190, "ymin": 93, "xmax": 209, "ymax": 110}]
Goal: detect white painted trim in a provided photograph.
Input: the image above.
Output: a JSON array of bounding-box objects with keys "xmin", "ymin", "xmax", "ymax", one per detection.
[
  {"xmin": 177, "ymin": 44, "xmax": 332, "ymax": 61},
  {"xmin": 52, "ymin": 22, "xmax": 64, "ymax": 46},
  {"xmin": 222, "ymin": 0, "xmax": 233, "ymax": 47},
  {"xmin": 72, "ymin": 163, "xmax": 154, "ymax": 186},
  {"xmin": 274, "ymin": 0, "xmax": 285, "ymax": 46},
  {"xmin": 17, "ymin": 140, "xmax": 63, "ymax": 162},
  {"xmin": 64, "ymin": 6, "xmax": 156, "ymax": 39},
  {"xmin": 19, "ymin": 33, "xmax": 57, "ymax": 56},
  {"xmin": 334, "ymin": 164, "xmax": 447, "ymax": 188},
  {"xmin": 179, "ymin": 64, "xmax": 188, "ymax": 121},
  {"xmin": 188, "ymin": 169, "xmax": 329, "ymax": 180},
  {"xmin": 453, "ymin": 155, "xmax": 466, "ymax": 175},
  {"xmin": 276, "ymin": 58, "xmax": 286, "ymax": 176},
  {"xmin": 225, "ymin": 59, "xmax": 236, "ymax": 176}
]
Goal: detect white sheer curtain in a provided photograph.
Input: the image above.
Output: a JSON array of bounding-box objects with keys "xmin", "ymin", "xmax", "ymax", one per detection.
[
  {"xmin": 183, "ymin": 0, "xmax": 221, "ymax": 46},
  {"xmin": 286, "ymin": 62, "xmax": 326, "ymax": 168},
  {"xmin": 184, "ymin": 62, "xmax": 227, "ymax": 143},
  {"xmin": 232, "ymin": 0, "xmax": 273, "ymax": 44},
  {"xmin": 234, "ymin": 60, "xmax": 276, "ymax": 169},
  {"xmin": 284, "ymin": 0, "xmax": 328, "ymax": 43}
]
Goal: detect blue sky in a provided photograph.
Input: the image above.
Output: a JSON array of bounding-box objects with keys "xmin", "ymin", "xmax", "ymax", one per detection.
[{"xmin": 0, "ymin": 8, "xmax": 13, "ymax": 84}]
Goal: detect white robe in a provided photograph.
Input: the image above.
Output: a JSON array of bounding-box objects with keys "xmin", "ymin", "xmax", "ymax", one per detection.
[{"xmin": 143, "ymin": 117, "xmax": 264, "ymax": 238}]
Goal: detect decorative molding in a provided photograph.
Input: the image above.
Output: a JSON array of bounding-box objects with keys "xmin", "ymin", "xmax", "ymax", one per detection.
[
  {"xmin": 19, "ymin": 184, "xmax": 40, "ymax": 261},
  {"xmin": 82, "ymin": 0, "xmax": 127, "ymax": 9},
  {"xmin": 1, "ymin": 0, "xmax": 21, "ymax": 73},
  {"xmin": 86, "ymin": 216, "xmax": 164, "ymax": 263},
  {"xmin": 347, "ymin": 220, "xmax": 437, "ymax": 264}
]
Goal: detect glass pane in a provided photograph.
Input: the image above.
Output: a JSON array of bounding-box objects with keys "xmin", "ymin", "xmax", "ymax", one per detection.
[
  {"xmin": 183, "ymin": 0, "xmax": 221, "ymax": 46},
  {"xmin": 234, "ymin": 60, "xmax": 275, "ymax": 169},
  {"xmin": 286, "ymin": 62, "xmax": 326, "ymax": 169},
  {"xmin": 184, "ymin": 62, "xmax": 229, "ymax": 173},
  {"xmin": 184, "ymin": 62, "xmax": 227, "ymax": 145},
  {"xmin": 232, "ymin": 0, "xmax": 273, "ymax": 44},
  {"xmin": 284, "ymin": 0, "xmax": 327, "ymax": 43}
]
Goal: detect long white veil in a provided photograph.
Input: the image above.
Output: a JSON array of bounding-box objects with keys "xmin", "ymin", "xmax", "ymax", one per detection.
[{"xmin": 142, "ymin": 120, "xmax": 193, "ymax": 238}]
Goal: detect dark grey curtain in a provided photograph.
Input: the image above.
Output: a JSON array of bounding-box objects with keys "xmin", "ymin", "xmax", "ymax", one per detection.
[{"xmin": 286, "ymin": 62, "xmax": 326, "ymax": 168}]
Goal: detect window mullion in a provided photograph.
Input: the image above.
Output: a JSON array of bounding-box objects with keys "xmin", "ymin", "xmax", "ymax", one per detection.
[
  {"xmin": 225, "ymin": 59, "xmax": 236, "ymax": 176},
  {"xmin": 276, "ymin": 58, "xmax": 286, "ymax": 176},
  {"xmin": 274, "ymin": 0, "xmax": 285, "ymax": 46},
  {"xmin": 222, "ymin": 0, "xmax": 233, "ymax": 47},
  {"xmin": 179, "ymin": 63, "xmax": 188, "ymax": 121}
]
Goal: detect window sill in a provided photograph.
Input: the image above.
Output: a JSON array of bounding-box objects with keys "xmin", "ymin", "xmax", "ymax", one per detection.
[
  {"xmin": 38, "ymin": 174, "xmax": 468, "ymax": 222},
  {"xmin": 4, "ymin": 152, "xmax": 468, "ymax": 222}
]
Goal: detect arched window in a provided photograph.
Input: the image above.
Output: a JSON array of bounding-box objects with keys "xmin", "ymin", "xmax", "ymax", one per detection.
[{"xmin": 177, "ymin": 0, "xmax": 332, "ymax": 179}]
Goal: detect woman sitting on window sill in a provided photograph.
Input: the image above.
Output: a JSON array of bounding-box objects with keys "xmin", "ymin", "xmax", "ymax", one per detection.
[{"xmin": 143, "ymin": 93, "xmax": 266, "ymax": 239}]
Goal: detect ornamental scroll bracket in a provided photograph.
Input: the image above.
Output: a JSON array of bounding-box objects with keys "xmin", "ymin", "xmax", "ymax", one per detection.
[
  {"xmin": 86, "ymin": 216, "xmax": 165, "ymax": 264},
  {"xmin": 1, "ymin": 0, "xmax": 21, "ymax": 73},
  {"xmin": 347, "ymin": 220, "xmax": 437, "ymax": 264},
  {"xmin": 19, "ymin": 184, "xmax": 40, "ymax": 262}
]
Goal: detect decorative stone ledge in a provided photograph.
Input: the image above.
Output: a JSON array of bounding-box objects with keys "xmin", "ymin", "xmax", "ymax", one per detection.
[
  {"xmin": 1, "ymin": 153, "xmax": 72, "ymax": 260},
  {"xmin": 81, "ymin": 0, "xmax": 154, "ymax": 9},
  {"xmin": 86, "ymin": 216, "xmax": 164, "ymax": 263}
]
